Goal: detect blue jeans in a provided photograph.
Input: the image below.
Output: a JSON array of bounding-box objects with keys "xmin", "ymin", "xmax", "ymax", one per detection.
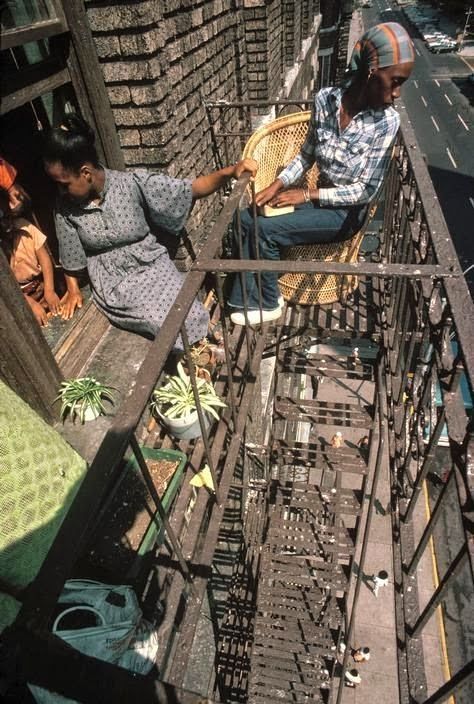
[{"xmin": 229, "ymin": 202, "xmax": 367, "ymax": 309}]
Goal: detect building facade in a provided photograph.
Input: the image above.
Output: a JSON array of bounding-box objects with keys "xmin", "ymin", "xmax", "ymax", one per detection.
[{"xmin": 0, "ymin": 0, "xmax": 352, "ymax": 417}]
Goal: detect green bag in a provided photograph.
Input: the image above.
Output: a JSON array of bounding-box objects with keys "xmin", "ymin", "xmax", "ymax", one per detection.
[{"xmin": 29, "ymin": 579, "xmax": 159, "ymax": 703}]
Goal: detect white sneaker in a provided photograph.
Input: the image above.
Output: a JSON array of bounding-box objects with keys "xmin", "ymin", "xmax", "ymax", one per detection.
[
  {"xmin": 230, "ymin": 307, "xmax": 282, "ymax": 326},
  {"xmin": 345, "ymin": 669, "xmax": 361, "ymax": 685}
]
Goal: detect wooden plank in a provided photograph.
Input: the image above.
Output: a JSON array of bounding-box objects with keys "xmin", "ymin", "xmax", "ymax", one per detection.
[
  {"xmin": 62, "ymin": 1, "xmax": 125, "ymax": 170},
  {"xmin": 1, "ymin": 65, "xmax": 71, "ymax": 115},
  {"xmin": 0, "ymin": 18, "xmax": 67, "ymax": 51},
  {"xmin": 0, "ymin": 250, "xmax": 62, "ymax": 422},
  {"xmin": 53, "ymin": 301, "xmax": 111, "ymax": 378}
]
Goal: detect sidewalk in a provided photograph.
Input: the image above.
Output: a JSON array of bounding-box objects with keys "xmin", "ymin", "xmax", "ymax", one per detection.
[{"xmin": 336, "ymin": 398, "xmax": 448, "ymax": 703}]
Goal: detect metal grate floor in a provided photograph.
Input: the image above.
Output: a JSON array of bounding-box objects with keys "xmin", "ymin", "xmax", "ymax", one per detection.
[{"xmin": 215, "ymin": 301, "xmax": 376, "ymax": 702}]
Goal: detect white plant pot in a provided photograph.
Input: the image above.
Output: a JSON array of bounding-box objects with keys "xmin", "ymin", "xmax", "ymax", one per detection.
[
  {"xmin": 76, "ymin": 403, "xmax": 101, "ymax": 423},
  {"xmin": 156, "ymin": 408, "xmax": 210, "ymax": 440}
]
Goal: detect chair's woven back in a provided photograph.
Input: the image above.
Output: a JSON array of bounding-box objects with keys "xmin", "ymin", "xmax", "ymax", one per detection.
[
  {"xmin": 241, "ymin": 111, "xmax": 376, "ymax": 305},
  {"xmin": 242, "ymin": 111, "xmax": 318, "ymax": 192}
]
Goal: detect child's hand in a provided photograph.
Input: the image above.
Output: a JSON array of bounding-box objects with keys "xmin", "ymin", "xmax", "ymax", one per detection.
[
  {"xmin": 60, "ymin": 290, "xmax": 83, "ymax": 320},
  {"xmin": 26, "ymin": 297, "xmax": 49, "ymax": 327},
  {"xmin": 44, "ymin": 288, "xmax": 61, "ymax": 315},
  {"xmin": 233, "ymin": 158, "xmax": 258, "ymax": 180}
]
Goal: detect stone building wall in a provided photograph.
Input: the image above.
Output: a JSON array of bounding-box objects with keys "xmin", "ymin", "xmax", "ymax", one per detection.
[
  {"xmin": 83, "ymin": 0, "xmax": 324, "ymax": 248},
  {"xmin": 318, "ymin": 0, "xmax": 353, "ymax": 88},
  {"xmin": 85, "ymin": 0, "xmax": 247, "ymax": 246},
  {"xmin": 335, "ymin": 1, "xmax": 354, "ymax": 84}
]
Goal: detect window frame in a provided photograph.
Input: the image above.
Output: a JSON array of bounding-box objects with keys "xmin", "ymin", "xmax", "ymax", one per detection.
[{"xmin": 0, "ymin": 0, "xmax": 68, "ymax": 51}]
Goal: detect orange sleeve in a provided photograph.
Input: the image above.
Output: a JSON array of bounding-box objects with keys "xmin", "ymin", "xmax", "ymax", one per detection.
[{"xmin": 0, "ymin": 158, "xmax": 17, "ymax": 191}]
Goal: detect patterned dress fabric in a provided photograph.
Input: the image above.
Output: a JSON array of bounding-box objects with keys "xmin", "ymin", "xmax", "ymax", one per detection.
[{"xmin": 55, "ymin": 168, "xmax": 209, "ymax": 349}]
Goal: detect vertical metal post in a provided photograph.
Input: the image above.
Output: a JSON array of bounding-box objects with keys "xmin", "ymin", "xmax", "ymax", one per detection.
[
  {"xmin": 180, "ymin": 326, "xmax": 221, "ymax": 505},
  {"xmin": 403, "ymin": 408, "xmax": 446, "ymax": 523},
  {"xmin": 396, "ymin": 291, "xmax": 423, "ymax": 407},
  {"xmin": 405, "ymin": 468, "xmax": 454, "ymax": 576},
  {"xmin": 250, "ymin": 181, "xmax": 265, "ymax": 326},
  {"xmin": 129, "ymin": 435, "xmax": 194, "ymax": 588},
  {"xmin": 214, "ymin": 273, "xmax": 239, "ymax": 429},
  {"xmin": 336, "ymin": 359, "xmax": 385, "ymax": 704},
  {"xmin": 235, "ymin": 206, "xmax": 256, "ymax": 362},
  {"xmin": 409, "ymin": 544, "xmax": 468, "ymax": 639}
]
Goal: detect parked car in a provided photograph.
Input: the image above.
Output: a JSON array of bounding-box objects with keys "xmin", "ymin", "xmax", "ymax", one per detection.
[{"xmin": 430, "ymin": 41, "xmax": 456, "ymax": 53}]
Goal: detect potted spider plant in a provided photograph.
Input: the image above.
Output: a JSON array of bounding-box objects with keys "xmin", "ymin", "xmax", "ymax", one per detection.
[
  {"xmin": 150, "ymin": 362, "xmax": 226, "ymax": 439},
  {"xmin": 56, "ymin": 377, "xmax": 115, "ymax": 423}
]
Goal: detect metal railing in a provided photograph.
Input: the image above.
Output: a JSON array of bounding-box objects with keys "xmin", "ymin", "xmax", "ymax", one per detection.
[{"xmin": 1, "ymin": 103, "xmax": 473, "ymax": 703}]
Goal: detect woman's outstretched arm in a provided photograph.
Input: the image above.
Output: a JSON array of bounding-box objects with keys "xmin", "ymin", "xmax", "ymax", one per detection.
[{"xmin": 191, "ymin": 159, "xmax": 257, "ymax": 199}]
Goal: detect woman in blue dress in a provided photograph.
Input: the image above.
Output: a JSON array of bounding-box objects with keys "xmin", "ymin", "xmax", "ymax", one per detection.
[{"xmin": 42, "ymin": 114, "xmax": 256, "ymax": 348}]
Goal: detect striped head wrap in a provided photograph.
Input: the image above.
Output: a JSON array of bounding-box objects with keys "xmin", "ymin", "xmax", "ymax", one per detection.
[{"xmin": 349, "ymin": 22, "xmax": 415, "ymax": 75}]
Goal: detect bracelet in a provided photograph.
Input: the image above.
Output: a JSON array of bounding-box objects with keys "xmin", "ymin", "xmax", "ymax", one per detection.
[{"xmin": 303, "ymin": 186, "xmax": 311, "ymax": 203}]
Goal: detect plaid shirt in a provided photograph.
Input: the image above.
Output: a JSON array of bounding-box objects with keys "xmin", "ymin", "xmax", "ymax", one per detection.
[{"xmin": 278, "ymin": 87, "xmax": 400, "ymax": 207}]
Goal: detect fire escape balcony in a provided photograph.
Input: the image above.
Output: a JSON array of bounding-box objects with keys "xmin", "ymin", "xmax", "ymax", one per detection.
[{"xmin": 1, "ymin": 104, "xmax": 473, "ymax": 704}]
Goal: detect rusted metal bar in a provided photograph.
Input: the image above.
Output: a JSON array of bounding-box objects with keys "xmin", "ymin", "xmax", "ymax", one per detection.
[
  {"xmin": 204, "ymin": 99, "xmax": 312, "ymax": 109},
  {"xmin": 408, "ymin": 544, "xmax": 468, "ymax": 639},
  {"xmin": 405, "ymin": 469, "xmax": 455, "ymax": 576},
  {"xmin": 165, "ymin": 334, "xmax": 267, "ymax": 687},
  {"xmin": 16, "ymin": 175, "xmax": 251, "ymax": 628},
  {"xmin": 214, "ymin": 273, "xmax": 239, "ymax": 429},
  {"xmin": 422, "ymin": 660, "xmax": 474, "ymax": 704},
  {"xmin": 403, "ymin": 409, "xmax": 446, "ymax": 523},
  {"xmin": 129, "ymin": 435, "xmax": 194, "ymax": 586},
  {"xmin": 194, "ymin": 259, "xmax": 456, "ymax": 277},
  {"xmin": 335, "ymin": 358, "xmax": 385, "ymax": 704},
  {"xmin": 180, "ymin": 325, "xmax": 221, "ymax": 505},
  {"xmin": 398, "ymin": 111, "xmax": 474, "ymax": 392}
]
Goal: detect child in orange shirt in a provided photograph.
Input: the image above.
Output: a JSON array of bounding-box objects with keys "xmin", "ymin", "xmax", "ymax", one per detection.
[
  {"xmin": 0, "ymin": 156, "xmax": 31, "ymax": 214},
  {"xmin": 0, "ymin": 187, "xmax": 61, "ymax": 326}
]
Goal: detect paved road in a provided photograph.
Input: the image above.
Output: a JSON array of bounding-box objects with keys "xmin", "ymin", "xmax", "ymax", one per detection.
[{"xmin": 363, "ymin": 1, "xmax": 474, "ymax": 292}]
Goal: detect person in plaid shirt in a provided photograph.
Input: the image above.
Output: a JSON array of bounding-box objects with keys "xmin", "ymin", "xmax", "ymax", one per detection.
[{"xmin": 229, "ymin": 22, "xmax": 415, "ymax": 326}]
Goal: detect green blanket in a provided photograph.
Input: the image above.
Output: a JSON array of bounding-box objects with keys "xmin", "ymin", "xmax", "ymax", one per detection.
[{"xmin": 0, "ymin": 380, "xmax": 87, "ymax": 631}]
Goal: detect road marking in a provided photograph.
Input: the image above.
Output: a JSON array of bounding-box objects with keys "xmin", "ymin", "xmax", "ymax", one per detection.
[
  {"xmin": 469, "ymin": 197, "xmax": 474, "ymax": 210},
  {"xmin": 431, "ymin": 116, "xmax": 440, "ymax": 132},
  {"xmin": 434, "ymin": 79, "xmax": 440, "ymax": 87},
  {"xmin": 446, "ymin": 148, "xmax": 457, "ymax": 169},
  {"xmin": 415, "ymin": 47, "xmax": 421, "ymax": 56},
  {"xmin": 421, "ymin": 96, "xmax": 428, "ymax": 107},
  {"xmin": 458, "ymin": 114, "xmax": 469, "ymax": 131},
  {"xmin": 414, "ymin": 80, "xmax": 419, "ymax": 88},
  {"xmin": 444, "ymin": 94, "xmax": 453, "ymax": 106}
]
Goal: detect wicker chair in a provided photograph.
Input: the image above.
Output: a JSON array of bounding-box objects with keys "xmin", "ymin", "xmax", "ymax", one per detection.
[{"xmin": 242, "ymin": 111, "xmax": 373, "ymax": 305}]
